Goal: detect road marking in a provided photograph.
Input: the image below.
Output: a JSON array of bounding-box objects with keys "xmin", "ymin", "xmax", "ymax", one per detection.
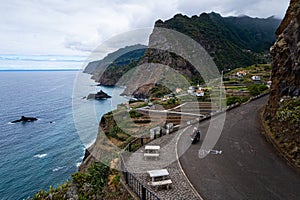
[
  {"xmin": 176, "ymin": 126, "xmax": 204, "ymax": 200},
  {"xmin": 199, "ymin": 149, "xmax": 222, "ymax": 157}
]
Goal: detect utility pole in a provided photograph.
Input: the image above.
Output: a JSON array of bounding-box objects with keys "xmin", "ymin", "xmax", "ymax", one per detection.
[{"xmin": 219, "ymin": 70, "xmax": 223, "ymax": 111}]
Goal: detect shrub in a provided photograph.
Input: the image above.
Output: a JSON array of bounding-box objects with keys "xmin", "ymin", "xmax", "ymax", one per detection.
[
  {"xmin": 129, "ymin": 110, "xmax": 143, "ymax": 118},
  {"xmin": 247, "ymin": 84, "xmax": 268, "ymax": 96},
  {"xmin": 227, "ymin": 96, "xmax": 249, "ymax": 105},
  {"xmin": 131, "ymin": 143, "xmax": 142, "ymax": 151}
]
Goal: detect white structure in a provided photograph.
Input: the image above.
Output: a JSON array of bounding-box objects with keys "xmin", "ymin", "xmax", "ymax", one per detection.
[
  {"xmin": 187, "ymin": 86, "xmax": 195, "ymax": 95},
  {"xmin": 166, "ymin": 123, "xmax": 174, "ymax": 134},
  {"xmin": 147, "ymin": 169, "xmax": 172, "ymax": 189},
  {"xmin": 150, "ymin": 126, "xmax": 161, "ymax": 139},
  {"xmin": 144, "ymin": 145, "xmax": 160, "ymax": 160},
  {"xmin": 236, "ymin": 71, "xmax": 247, "ymax": 77},
  {"xmin": 251, "ymin": 76, "xmax": 261, "ymax": 81},
  {"xmin": 194, "ymin": 91, "xmax": 204, "ymax": 97}
]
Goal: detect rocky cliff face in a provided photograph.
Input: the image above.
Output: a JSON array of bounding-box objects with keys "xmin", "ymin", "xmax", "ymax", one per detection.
[
  {"xmin": 120, "ymin": 13, "xmax": 280, "ymax": 97},
  {"xmin": 265, "ymin": 0, "xmax": 300, "ymax": 117},
  {"xmin": 264, "ymin": 0, "xmax": 300, "ymax": 167},
  {"xmin": 85, "ymin": 13, "xmax": 280, "ymax": 94}
]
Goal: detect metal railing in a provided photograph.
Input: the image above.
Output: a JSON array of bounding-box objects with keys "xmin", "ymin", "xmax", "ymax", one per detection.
[{"xmin": 120, "ymin": 155, "xmax": 160, "ymax": 200}]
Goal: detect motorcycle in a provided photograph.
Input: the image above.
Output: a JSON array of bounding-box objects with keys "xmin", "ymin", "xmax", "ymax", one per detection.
[{"xmin": 190, "ymin": 128, "xmax": 201, "ymax": 144}]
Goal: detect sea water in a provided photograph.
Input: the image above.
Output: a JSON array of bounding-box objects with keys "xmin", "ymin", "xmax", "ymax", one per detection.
[{"xmin": 0, "ymin": 70, "xmax": 127, "ymax": 199}]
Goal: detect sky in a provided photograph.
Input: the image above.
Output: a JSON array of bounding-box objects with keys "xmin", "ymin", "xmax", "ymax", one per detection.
[{"xmin": 0, "ymin": 0, "xmax": 290, "ymax": 59}]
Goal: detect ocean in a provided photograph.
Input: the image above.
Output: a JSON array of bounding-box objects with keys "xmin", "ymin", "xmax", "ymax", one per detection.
[{"xmin": 0, "ymin": 70, "xmax": 127, "ymax": 199}]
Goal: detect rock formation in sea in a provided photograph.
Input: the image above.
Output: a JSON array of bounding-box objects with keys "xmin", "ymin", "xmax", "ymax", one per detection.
[
  {"xmin": 87, "ymin": 90, "xmax": 112, "ymax": 100},
  {"xmin": 11, "ymin": 116, "xmax": 38, "ymax": 123}
]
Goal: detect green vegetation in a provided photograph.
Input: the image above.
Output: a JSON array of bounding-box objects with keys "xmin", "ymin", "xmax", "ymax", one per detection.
[
  {"xmin": 31, "ymin": 162, "xmax": 121, "ymax": 200},
  {"xmin": 150, "ymin": 85, "xmax": 172, "ymax": 98},
  {"xmin": 86, "ymin": 14, "xmax": 279, "ymax": 88},
  {"xmin": 267, "ymin": 97, "xmax": 300, "ymax": 167},
  {"xmin": 31, "ymin": 183, "xmax": 70, "ymax": 200},
  {"xmin": 72, "ymin": 162, "xmax": 110, "ymax": 198},
  {"xmin": 226, "ymin": 96, "xmax": 250, "ymax": 105},
  {"xmin": 100, "ymin": 110, "xmax": 132, "ymax": 143},
  {"xmin": 157, "ymin": 13, "xmax": 279, "ymax": 69},
  {"xmin": 160, "ymin": 97, "xmax": 180, "ymax": 109},
  {"xmin": 224, "ymin": 64, "xmax": 272, "ymax": 84},
  {"xmin": 247, "ymin": 84, "xmax": 268, "ymax": 96},
  {"xmin": 276, "ymin": 97, "xmax": 300, "ymax": 124},
  {"xmin": 131, "ymin": 102, "xmax": 148, "ymax": 109},
  {"xmin": 130, "ymin": 143, "xmax": 143, "ymax": 152},
  {"xmin": 129, "ymin": 110, "xmax": 143, "ymax": 118},
  {"xmin": 84, "ymin": 44, "xmax": 146, "ymax": 75}
]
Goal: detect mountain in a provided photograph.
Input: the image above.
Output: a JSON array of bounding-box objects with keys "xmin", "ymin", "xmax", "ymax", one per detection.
[
  {"xmin": 263, "ymin": 0, "xmax": 300, "ymax": 168},
  {"xmin": 152, "ymin": 12, "xmax": 280, "ymax": 70},
  {"xmin": 83, "ymin": 13, "xmax": 281, "ymax": 99},
  {"xmin": 85, "ymin": 13, "xmax": 280, "ymax": 91},
  {"xmin": 84, "ymin": 44, "xmax": 147, "ymax": 85},
  {"xmin": 120, "ymin": 13, "xmax": 280, "ymax": 96}
]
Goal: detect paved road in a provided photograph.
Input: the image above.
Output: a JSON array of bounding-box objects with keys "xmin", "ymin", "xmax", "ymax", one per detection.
[
  {"xmin": 178, "ymin": 96, "xmax": 300, "ymax": 200},
  {"xmin": 137, "ymin": 108, "xmax": 205, "ymax": 117}
]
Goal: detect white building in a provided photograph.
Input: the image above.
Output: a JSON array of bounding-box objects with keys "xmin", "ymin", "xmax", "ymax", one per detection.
[{"xmin": 251, "ymin": 76, "xmax": 261, "ymax": 81}]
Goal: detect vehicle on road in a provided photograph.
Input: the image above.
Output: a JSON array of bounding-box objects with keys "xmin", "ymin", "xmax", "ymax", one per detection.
[{"xmin": 190, "ymin": 127, "xmax": 201, "ymax": 144}]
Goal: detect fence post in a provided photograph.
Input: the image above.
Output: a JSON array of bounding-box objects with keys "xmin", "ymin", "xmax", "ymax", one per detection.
[
  {"xmin": 124, "ymin": 171, "xmax": 128, "ymax": 184},
  {"xmin": 142, "ymin": 186, "xmax": 146, "ymax": 200}
]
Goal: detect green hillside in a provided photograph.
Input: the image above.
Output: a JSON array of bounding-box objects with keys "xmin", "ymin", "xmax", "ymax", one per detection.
[
  {"xmin": 154, "ymin": 12, "xmax": 280, "ymax": 69},
  {"xmin": 85, "ymin": 12, "xmax": 280, "ymax": 87}
]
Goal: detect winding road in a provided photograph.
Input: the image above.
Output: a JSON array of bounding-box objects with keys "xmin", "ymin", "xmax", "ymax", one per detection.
[{"xmin": 178, "ymin": 96, "xmax": 300, "ymax": 200}]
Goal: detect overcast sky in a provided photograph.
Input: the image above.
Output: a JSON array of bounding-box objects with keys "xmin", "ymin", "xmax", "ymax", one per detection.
[{"xmin": 0, "ymin": 0, "xmax": 290, "ymax": 56}]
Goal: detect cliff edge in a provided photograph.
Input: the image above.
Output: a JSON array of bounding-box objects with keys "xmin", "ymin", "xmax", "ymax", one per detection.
[{"xmin": 264, "ymin": 0, "xmax": 300, "ymax": 168}]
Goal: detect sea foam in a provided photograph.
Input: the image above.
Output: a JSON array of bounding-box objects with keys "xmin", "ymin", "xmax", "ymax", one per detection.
[
  {"xmin": 52, "ymin": 166, "xmax": 65, "ymax": 172},
  {"xmin": 33, "ymin": 154, "xmax": 48, "ymax": 158}
]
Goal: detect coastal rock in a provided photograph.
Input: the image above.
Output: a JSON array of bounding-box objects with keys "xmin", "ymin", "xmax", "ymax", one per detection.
[
  {"xmin": 87, "ymin": 90, "xmax": 111, "ymax": 100},
  {"xmin": 11, "ymin": 116, "xmax": 38, "ymax": 123}
]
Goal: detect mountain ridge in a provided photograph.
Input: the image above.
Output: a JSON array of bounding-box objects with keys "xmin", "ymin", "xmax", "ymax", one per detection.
[{"xmin": 85, "ymin": 12, "xmax": 280, "ymax": 90}]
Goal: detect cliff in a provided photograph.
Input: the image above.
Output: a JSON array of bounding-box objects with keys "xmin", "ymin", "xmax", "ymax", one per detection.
[
  {"xmin": 85, "ymin": 13, "xmax": 280, "ymax": 93},
  {"xmin": 84, "ymin": 44, "xmax": 147, "ymax": 86},
  {"xmin": 264, "ymin": 0, "xmax": 300, "ymax": 167},
  {"xmin": 152, "ymin": 13, "xmax": 280, "ymax": 69}
]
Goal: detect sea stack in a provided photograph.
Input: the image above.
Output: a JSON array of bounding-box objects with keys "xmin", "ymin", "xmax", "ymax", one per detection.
[
  {"xmin": 11, "ymin": 116, "xmax": 38, "ymax": 123},
  {"xmin": 87, "ymin": 90, "xmax": 112, "ymax": 100}
]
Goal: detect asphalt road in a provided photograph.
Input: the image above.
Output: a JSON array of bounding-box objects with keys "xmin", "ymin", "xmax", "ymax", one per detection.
[{"xmin": 178, "ymin": 96, "xmax": 300, "ymax": 200}]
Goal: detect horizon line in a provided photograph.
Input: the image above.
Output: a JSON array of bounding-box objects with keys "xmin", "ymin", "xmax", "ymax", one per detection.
[{"xmin": 0, "ymin": 69, "xmax": 82, "ymax": 72}]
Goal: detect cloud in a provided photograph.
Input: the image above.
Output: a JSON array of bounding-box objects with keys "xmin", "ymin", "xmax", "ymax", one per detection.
[
  {"xmin": 177, "ymin": 0, "xmax": 289, "ymax": 18},
  {"xmin": 64, "ymin": 37, "xmax": 96, "ymax": 52},
  {"xmin": 0, "ymin": 0, "xmax": 290, "ymax": 56}
]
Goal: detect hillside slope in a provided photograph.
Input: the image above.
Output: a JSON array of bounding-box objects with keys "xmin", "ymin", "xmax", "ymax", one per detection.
[
  {"xmin": 85, "ymin": 13, "xmax": 280, "ymax": 89},
  {"xmin": 84, "ymin": 44, "xmax": 147, "ymax": 86},
  {"xmin": 149, "ymin": 12, "xmax": 280, "ymax": 70},
  {"xmin": 264, "ymin": 0, "xmax": 300, "ymax": 168}
]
